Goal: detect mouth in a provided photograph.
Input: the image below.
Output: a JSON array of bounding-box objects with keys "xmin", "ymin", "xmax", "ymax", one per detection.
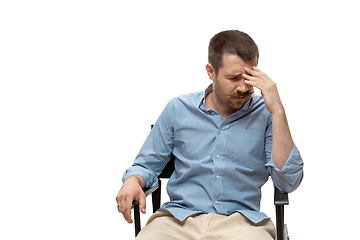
[
  {"xmin": 234, "ymin": 94, "xmax": 250, "ymax": 100},
  {"xmin": 234, "ymin": 96, "xmax": 246, "ymax": 100},
  {"xmin": 233, "ymin": 90, "xmax": 254, "ymax": 101}
]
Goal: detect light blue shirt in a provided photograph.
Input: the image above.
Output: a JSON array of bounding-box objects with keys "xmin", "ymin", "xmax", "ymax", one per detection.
[{"xmin": 123, "ymin": 84, "xmax": 304, "ymax": 223}]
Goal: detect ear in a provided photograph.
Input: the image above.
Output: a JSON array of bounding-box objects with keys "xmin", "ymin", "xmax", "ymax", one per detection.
[{"xmin": 205, "ymin": 63, "xmax": 215, "ymax": 81}]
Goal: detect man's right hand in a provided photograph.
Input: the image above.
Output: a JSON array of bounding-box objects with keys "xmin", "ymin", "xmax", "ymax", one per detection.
[{"xmin": 115, "ymin": 175, "xmax": 146, "ymax": 223}]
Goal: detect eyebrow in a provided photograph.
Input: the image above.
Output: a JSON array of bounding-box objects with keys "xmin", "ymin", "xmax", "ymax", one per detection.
[{"xmin": 227, "ymin": 66, "xmax": 249, "ymax": 78}]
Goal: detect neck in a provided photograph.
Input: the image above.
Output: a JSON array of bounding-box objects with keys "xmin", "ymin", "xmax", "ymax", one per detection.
[{"xmin": 205, "ymin": 92, "xmax": 236, "ymax": 121}]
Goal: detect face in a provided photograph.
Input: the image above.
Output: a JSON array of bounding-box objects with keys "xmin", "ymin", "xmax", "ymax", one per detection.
[{"xmin": 206, "ymin": 53, "xmax": 257, "ymax": 114}]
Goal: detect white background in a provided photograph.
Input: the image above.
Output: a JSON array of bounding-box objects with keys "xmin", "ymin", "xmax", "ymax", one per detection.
[{"xmin": 1, "ymin": 1, "xmax": 359, "ymax": 239}]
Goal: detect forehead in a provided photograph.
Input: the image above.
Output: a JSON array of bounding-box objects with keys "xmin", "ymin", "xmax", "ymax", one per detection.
[{"xmin": 219, "ymin": 53, "xmax": 257, "ymax": 74}]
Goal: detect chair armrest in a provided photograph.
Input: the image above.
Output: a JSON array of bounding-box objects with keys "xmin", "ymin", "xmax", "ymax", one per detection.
[
  {"xmin": 274, "ymin": 186, "xmax": 289, "ymax": 240},
  {"xmin": 132, "ymin": 185, "xmax": 160, "ymax": 237},
  {"xmin": 274, "ymin": 186, "xmax": 289, "ymax": 205},
  {"xmin": 132, "ymin": 186, "xmax": 159, "ymax": 206},
  {"xmin": 144, "ymin": 186, "xmax": 159, "ymax": 197}
]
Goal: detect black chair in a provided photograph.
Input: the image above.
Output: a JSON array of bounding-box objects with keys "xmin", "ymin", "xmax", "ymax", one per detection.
[{"xmin": 133, "ymin": 126, "xmax": 290, "ymax": 240}]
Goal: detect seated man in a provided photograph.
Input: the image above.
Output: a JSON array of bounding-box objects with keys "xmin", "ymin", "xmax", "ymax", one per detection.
[{"xmin": 116, "ymin": 30, "xmax": 304, "ymax": 240}]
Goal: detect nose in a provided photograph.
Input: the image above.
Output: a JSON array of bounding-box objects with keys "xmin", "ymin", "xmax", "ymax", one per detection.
[{"xmin": 236, "ymin": 79, "xmax": 249, "ymax": 94}]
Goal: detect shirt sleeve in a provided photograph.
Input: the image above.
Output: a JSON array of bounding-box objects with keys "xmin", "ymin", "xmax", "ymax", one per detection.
[
  {"xmin": 122, "ymin": 99, "xmax": 175, "ymax": 188},
  {"xmin": 264, "ymin": 113, "xmax": 304, "ymax": 193}
]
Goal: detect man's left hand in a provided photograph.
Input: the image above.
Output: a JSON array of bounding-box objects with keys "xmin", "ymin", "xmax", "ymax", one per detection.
[{"xmin": 243, "ymin": 66, "xmax": 284, "ymax": 114}]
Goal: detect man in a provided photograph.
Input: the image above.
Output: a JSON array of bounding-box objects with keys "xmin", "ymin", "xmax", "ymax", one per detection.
[{"xmin": 116, "ymin": 30, "xmax": 304, "ymax": 239}]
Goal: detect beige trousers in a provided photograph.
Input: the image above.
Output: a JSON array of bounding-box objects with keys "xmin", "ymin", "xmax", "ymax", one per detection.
[{"xmin": 136, "ymin": 210, "xmax": 276, "ymax": 240}]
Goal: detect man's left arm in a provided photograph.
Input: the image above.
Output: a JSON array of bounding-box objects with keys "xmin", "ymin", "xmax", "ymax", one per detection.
[
  {"xmin": 243, "ymin": 67, "xmax": 304, "ymax": 192},
  {"xmin": 244, "ymin": 66, "xmax": 294, "ymax": 170}
]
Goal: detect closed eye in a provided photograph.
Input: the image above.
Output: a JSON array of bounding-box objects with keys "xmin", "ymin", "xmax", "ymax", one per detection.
[{"xmin": 228, "ymin": 74, "xmax": 242, "ymax": 80}]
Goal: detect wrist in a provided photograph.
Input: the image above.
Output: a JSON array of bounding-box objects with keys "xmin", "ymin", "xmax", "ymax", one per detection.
[
  {"xmin": 268, "ymin": 101, "xmax": 285, "ymax": 116},
  {"xmin": 126, "ymin": 175, "xmax": 146, "ymax": 188},
  {"xmin": 270, "ymin": 107, "xmax": 285, "ymax": 117}
]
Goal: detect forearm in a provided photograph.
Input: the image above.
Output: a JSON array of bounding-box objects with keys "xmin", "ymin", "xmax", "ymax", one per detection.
[{"xmin": 271, "ymin": 108, "xmax": 293, "ymax": 170}]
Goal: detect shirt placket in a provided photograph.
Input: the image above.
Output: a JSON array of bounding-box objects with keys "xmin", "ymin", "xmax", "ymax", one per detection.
[{"xmin": 211, "ymin": 124, "xmax": 227, "ymax": 213}]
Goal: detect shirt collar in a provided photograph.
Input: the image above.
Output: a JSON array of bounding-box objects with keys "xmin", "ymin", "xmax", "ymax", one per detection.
[
  {"xmin": 205, "ymin": 83, "xmax": 213, "ymax": 97},
  {"xmin": 199, "ymin": 84, "xmax": 254, "ymax": 113}
]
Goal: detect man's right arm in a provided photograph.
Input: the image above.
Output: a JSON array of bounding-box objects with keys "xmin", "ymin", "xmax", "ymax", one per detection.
[
  {"xmin": 116, "ymin": 99, "xmax": 176, "ymax": 223},
  {"xmin": 115, "ymin": 175, "xmax": 146, "ymax": 223}
]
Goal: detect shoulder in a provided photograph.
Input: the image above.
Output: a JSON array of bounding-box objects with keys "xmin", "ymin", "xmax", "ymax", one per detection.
[
  {"xmin": 251, "ymin": 94, "xmax": 264, "ymax": 106},
  {"xmin": 250, "ymin": 94, "xmax": 271, "ymax": 118},
  {"xmin": 168, "ymin": 91, "xmax": 204, "ymax": 108},
  {"xmin": 250, "ymin": 95, "xmax": 267, "ymax": 111}
]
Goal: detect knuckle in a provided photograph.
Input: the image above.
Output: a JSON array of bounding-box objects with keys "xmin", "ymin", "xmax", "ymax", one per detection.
[{"xmin": 115, "ymin": 194, "xmax": 122, "ymax": 201}]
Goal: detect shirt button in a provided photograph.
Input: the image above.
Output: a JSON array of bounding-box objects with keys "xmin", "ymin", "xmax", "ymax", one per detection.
[
  {"xmin": 215, "ymin": 200, "xmax": 218, "ymax": 204},
  {"xmin": 216, "ymin": 154, "xmax": 220, "ymax": 158},
  {"xmin": 220, "ymin": 130, "xmax": 223, "ymax": 134},
  {"xmin": 216, "ymin": 175, "xmax": 220, "ymax": 179}
]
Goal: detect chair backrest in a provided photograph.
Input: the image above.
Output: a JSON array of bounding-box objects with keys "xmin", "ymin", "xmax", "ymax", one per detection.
[{"xmin": 159, "ymin": 156, "xmax": 175, "ymax": 178}]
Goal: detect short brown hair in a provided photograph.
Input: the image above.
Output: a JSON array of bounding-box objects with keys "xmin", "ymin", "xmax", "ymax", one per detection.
[{"xmin": 208, "ymin": 30, "xmax": 259, "ymax": 74}]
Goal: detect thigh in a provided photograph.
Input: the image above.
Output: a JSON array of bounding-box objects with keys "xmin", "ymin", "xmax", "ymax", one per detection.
[
  {"xmin": 135, "ymin": 210, "xmax": 201, "ymax": 240},
  {"xmin": 205, "ymin": 213, "xmax": 276, "ymax": 240}
]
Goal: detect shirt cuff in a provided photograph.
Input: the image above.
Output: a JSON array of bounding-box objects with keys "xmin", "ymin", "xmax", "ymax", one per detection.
[
  {"xmin": 122, "ymin": 165, "xmax": 159, "ymax": 189},
  {"xmin": 265, "ymin": 143, "xmax": 304, "ymax": 193}
]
